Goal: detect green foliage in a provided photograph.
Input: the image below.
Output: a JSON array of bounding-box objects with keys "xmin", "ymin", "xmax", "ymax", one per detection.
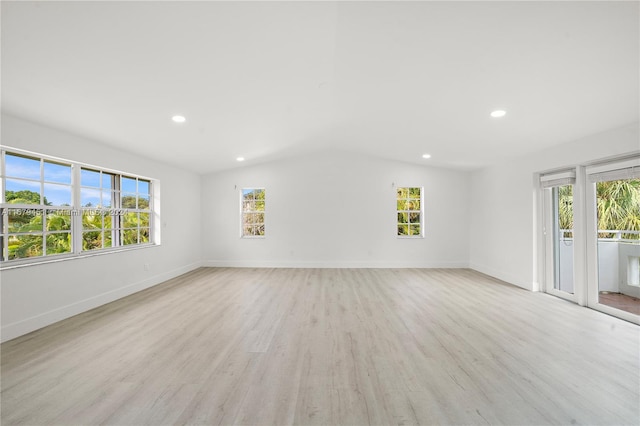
[
  {"xmin": 242, "ymin": 189, "xmax": 265, "ymax": 236},
  {"xmin": 397, "ymin": 224, "xmax": 421, "ymax": 236},
  {"xmin": 558, "ymin": 185, "xmax": 573, "ymax": 232},
  {"xmin": 122, "ymin": 229, "xmax": 138, "ymax": 245},
  {"xmin": 397, "ymin": 187, "xmax": 421, "ymax": 199},
  {"xmin": 46, "ymin": 233, "xmax": 72, "ymax": 255},
  {"xmin": 47, "ymin": 211, "xmax": 71, "ymax": 231},
  {"xmin": 8, "ymin": 234, "xmax": 43, "ymax": 260},
  {"xmin": 6, "ymin": 190, "xmax": 50, "ymax": 205},
  {"xmin": 6, "ymin": 207, "xmax": 72, "ymax": 259},
  {"xmin": 558, "ymin": 179, "xmax": 640, "ymax": 240},
  {"xmin": 83, "ymin": 231, "xmax": 103, "ymax": 251},
  {"xmin": 596, "ymin": 179, "xmax": 640, "ymax": 239},
  {"xmin": 397, "ymin": 187, "xmax": 422, "ymax": 236},
  {"xmin": 121, "ymin": 195, "xmax": 149, "ymax": 209},
  {"xmin": 8, "ymin": 210, "xmax": 42, "ymax": 232},
  {"xmin": 3, "ymin": 189, "xmax": 149, "ymax": 260}
]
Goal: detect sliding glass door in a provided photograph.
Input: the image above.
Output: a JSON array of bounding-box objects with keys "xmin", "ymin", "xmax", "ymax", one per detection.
[
  {"xmin": 540, "ymin": 157, "xmax": 639, "ymax": 324},
  {"xmin": 586, "ymin": 159, "xmax": 640, "ymax": 322},
  {"xmin": 541, "ymin": 171, "xmax": 576, "ymax": 301}
]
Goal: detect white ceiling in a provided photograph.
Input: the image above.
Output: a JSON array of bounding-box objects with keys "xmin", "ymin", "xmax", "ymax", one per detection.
[{"xmin": 2, "ymin": 1, "xmax": 638, "ymax": 174}]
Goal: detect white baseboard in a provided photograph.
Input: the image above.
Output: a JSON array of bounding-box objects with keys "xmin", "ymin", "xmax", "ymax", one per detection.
[
  {"xmin": 202, "ymin": 260, "xmax": 470, "ymax": 269},
  {"xmin": 1, "ymin": 261, "xmax": 202, "ymax": 343},
  {"xmin": 468, "ymin": 262, "xmax": 532, "ymax": 291}
]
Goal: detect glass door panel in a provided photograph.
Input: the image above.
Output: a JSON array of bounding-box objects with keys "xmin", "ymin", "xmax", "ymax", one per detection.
[
  {"xmin": 552, "ymin": 185, "xmax": 575, "ymax": 294},
  {"xmin": 595, "ymin": 178, "xmax": 640, "ymax": 316}
]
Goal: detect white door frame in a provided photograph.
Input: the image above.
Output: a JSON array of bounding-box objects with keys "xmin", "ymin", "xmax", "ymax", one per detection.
[{"xmin": 539, "ymin": 170, "xmax": 579, "ymax": 304}]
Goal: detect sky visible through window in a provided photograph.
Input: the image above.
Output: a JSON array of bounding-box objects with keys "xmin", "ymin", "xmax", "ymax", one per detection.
[
  {"xmin": 5, "ymin": 154, "xmax": 72, "ymax": 206},
  {"xmin": 2, "ymin": 150, "xmax": 156, "ymax": 262},
  {"xmin": 4, "ymin": 154, "xmax": 150, "ymax": 207}
]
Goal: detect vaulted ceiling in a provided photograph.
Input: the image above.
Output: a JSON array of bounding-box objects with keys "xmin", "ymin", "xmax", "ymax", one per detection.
[{"xmin": 2, "ymin": 1, "xmax": 638, "ymax": 173}]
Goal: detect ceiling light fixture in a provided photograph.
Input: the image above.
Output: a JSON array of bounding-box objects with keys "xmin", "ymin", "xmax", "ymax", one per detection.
[
  {"xmin": 236, "ymin": 157, "xmax": 245, "ymax": 162},
  {"xmin": 172, "ymin": 115, "xmax": 186, "ymax": 123},
  {"xmin": 490, "ymin": 110, "xmax": 506, "ymax": 118},
  {"xmin": 422, "ymin": 154, "xmax": 432, "ymax": 159}
]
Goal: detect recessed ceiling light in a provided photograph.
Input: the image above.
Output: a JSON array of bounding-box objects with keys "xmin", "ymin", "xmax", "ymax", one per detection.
[
  {"xmin": 422, "ymin": 154, "xmax": 431, "ymax": 159},
  {"xmin": 490, "ymin": 110, "xmax": 506, "ymax": 118},
  {"xmin": 236, "ymin": 157, "xmax": 245, "ymax": 162},
  {"xmin": 172, "ymin": 115, "xmax": 186, "ymax": 123}
]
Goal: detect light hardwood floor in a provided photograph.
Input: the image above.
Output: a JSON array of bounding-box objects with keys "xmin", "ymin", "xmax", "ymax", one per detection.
[{"xmin": 2, "ymin": 268, "xmax": 639, "ymax": 425}]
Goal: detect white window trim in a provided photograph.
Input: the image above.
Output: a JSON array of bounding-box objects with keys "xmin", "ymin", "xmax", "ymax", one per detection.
[
  {"xmin": 239, "ymin": 187, "xmax": 266, "ymax": 239},
  {"xmin": 540, "ymin": 170, "xmax": 576, "ymax": 188},
  {"xmin": 396, "ymin": 186, "xmax": 424, "ymax": 239}
]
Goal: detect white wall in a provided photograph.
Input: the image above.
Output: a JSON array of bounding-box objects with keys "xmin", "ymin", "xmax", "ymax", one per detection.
[
  {"xmin": 598, "ymin": 242, "xmax": 619, "ymax": 292},
  {"xmin": 618, "ymin": 243, "xmax": 640, "ymax": 298},
  {"xmin": 202, "ymin": 152, "xmax": 471, "ymax": 268},
  {"xmin": 0, "ymin": 115, "xmax": 202, "ymax": 341},
  {"xmin": 469, "ymin": 123, "xmax": 640, "ymax": 290},
  {"xmin": 559, "ymin": 241, "xmax": 574, "ymax": 293}
]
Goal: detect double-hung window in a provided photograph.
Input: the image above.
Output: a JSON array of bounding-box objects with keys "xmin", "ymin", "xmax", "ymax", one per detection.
[
  {"xmin": 241, "ymin": 188, "xmax": 265, "ymax": 237},
  {"xmin": 119, "ymin": 176, "xmax": 152, "ymax": 246},
  {"xmin": 397, "ymin": 187, "xmax": 424, "ymax": 237},
  {"xmin": 2, "ymin": 152, "xmax": 73, "ymax": 260},
  {"xmin": 80, "ymin": 168, "xmax": 116, "ymax": 250},
  {"xmin": 80, "ymin": 169, "xmax": 152, "ymax": 250},
  {"xmin": 1, "ymin": 147, "xmax": 157, "ymax": 266}
]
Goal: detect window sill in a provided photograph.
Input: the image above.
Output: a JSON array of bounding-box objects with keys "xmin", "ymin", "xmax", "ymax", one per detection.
[{"xmin": 0, "ymin": 243, "xmax": 159, "ymax": 271}]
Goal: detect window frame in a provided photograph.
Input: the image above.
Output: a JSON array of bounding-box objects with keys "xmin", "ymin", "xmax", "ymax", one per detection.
[
  {"xmin": 396, "ymin": 186, "xmax": 424, "ymax": 238},
  {"xmin": 0, "ymin": 146, "xmax": 158, "ymax": 268},
  {"xmin": 240, "ymin": 187, "xmax": 266, "ymax": 238},
  {"xmin": 80, "ymin": 168, "xmax": 118, "ymax": 252}
]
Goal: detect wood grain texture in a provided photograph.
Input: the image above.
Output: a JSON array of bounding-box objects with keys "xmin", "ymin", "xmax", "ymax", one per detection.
[{"xmin": 2, "ymin": 268, "xmax": 639, "ymax": 425}]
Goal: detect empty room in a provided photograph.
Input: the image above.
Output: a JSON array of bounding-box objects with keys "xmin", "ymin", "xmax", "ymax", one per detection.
[{"xmin": 1, "ymin": 1, "xmax": 639, "ymax": 425}]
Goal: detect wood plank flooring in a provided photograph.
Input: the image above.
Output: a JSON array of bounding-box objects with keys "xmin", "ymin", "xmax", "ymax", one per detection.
[
  {"xmin": 2, "ymin": 268, "xmax": 639, "ymax": 425},
  {"xmin": 599, "ymin": 292, "xmax": 640, "ymax": 316}
]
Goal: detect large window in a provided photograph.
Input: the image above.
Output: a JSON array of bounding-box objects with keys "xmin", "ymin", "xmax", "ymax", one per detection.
[
  {"xmin": 0, "ymin": 148, "xmax": 156, "ymax": 265},
  {"xmin": 396, "ymin": 187, "xmax": 423, "ymax": 237},
  {"xmin": 241, "ymin": 188, "xmax": 265, "ymax": 237}
]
